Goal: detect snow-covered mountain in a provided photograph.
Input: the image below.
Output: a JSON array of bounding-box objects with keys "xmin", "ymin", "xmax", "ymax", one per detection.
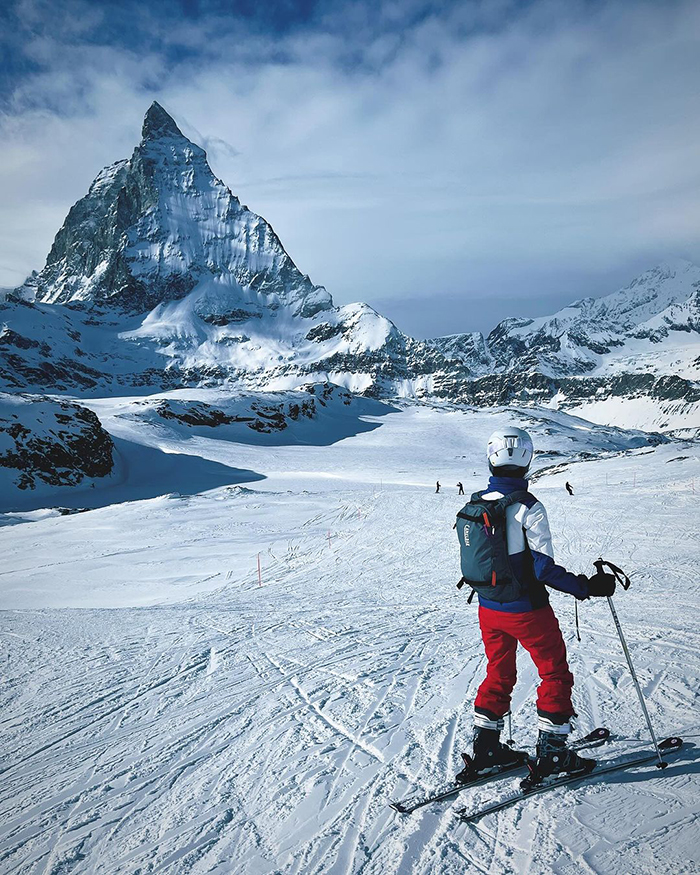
[
  {"xmin": 1, "ymin": 102, "xmax": 698, "ymax": 433},
  {"xmin": 431, "ymin": 260, "xmax": 700, "ymax": 381},
  {"xmin": 3, "ymin": 102, "xmax": 444, "ymax": 397},
  {"xmin": 426, "ymin": 260, "xmax": 700, "ymax": 431},
  {"xmin": 2, "ymin": 106, "xmax": 698, "ymax": 875},
  {"xmin": 23, "ymin": 102, "xmax": 331, "ymax": 319}
]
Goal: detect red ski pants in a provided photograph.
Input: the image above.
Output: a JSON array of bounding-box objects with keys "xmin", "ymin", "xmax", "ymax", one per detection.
[{"xmin": 474, "ymin": 605, "xmax": 574, "ymax": 718}]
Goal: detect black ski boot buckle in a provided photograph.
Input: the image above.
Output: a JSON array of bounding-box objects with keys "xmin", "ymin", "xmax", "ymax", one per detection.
[{"xmin": 455, "ymin": 753, "xmax": 477, "ymax": 784}]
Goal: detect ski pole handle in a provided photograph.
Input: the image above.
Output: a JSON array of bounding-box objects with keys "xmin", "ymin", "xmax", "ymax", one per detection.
[{"xmin": 595, "ymin": 558, "xmax": 631, "ymax": 590}]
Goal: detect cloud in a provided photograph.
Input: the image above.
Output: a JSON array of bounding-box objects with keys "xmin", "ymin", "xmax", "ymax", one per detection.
[{"xmin": 1, "ymin": 0, "xmax": 699, "ymax": 336}]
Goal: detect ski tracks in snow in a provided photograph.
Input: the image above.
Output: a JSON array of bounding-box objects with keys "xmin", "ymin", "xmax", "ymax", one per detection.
[{"xmin": 1, "ymin": 444, "xmax": 699, "ymax": 873}]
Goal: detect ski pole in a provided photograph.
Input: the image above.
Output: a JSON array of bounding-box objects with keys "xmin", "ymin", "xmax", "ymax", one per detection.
[{"xmin": 595, "ymin": 559, "xmax": 667, "ymax": 769}]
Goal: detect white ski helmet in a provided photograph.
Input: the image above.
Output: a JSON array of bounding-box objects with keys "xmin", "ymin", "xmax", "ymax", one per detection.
[{"xmin": 487, "ymin": 427, "xmax": 534, "ymax": 472}]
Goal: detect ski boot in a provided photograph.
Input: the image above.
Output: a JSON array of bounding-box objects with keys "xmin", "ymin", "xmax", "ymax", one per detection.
[
  {"xmin": 522, "ymin": 729, "xmax": 596, "ymax": 789},
  {"xmin": 456, "ymin": 726, "xmax": 529, "ymax": 783}
]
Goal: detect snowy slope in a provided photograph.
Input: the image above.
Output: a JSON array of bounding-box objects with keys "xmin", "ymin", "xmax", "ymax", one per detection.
[
  {"xmin": 0, "ymin": 404, "xmax": 698, "ymax": 873},
  {"xmin": 0, "ymin": 98, "xmax": 697, "ymax": 874},
  {"xmin": 91, "ymin": 383, "xmax": 396, "ymax": 446},
  {"xmin": 0, "ymin": 384, "xmax": 395, "ymax": 513}
]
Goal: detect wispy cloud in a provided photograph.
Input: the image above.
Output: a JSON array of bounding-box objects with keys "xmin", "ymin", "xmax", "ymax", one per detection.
[{"xmin": 1, "ymin": 0, "xmax": 699, "ymax": 335}]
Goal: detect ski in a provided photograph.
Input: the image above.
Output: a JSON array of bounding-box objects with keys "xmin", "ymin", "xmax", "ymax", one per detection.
[
  {"xmin": 389, "ymin": 727, "xmax": 610, "ymax": 815},
  {"xmin": 456, "ymin": 735, "xmax": 683, "ymax": 824}
]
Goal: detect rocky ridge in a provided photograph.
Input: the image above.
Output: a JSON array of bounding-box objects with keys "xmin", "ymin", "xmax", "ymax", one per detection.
[
  {"xmin": 430, "ymin": 260, "xmax": 700, "ymax": 380},
  {"xmin": 0, "ymin": 393, "xmax": 114, "ymax": 492}
]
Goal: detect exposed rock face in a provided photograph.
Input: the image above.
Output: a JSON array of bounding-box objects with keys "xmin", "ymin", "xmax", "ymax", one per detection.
[
  {"xmin": 146, "ymin": 382, "xmax": 357, "ymax": 434},
  {"xmin": 0, "ymin": 394, "xmax": 114, "ymax": 491},
  {"xmin": 22, "ymin": 102, "xmax": 332, "ymax": 319},
  {"xmin": 426, "ymin": 332, "xmax": 493, "ymax": 371},
  {"xmin": 431, "ymin": 370, "xmax": 699, "ymax": 408},
  {"xmin": 153, "ymin": 400, "xmax": 236, "ymax": 427}
]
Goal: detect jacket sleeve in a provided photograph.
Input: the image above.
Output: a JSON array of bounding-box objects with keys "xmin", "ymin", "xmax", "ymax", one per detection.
[{"xmin": 523, "ymin": 501, "xmax": 589, "ymax": 599}]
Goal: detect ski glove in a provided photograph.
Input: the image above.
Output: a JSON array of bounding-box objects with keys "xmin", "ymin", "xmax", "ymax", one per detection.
[{"xmin": 586, "ymin": 571, "xmax": 616, "ymax": 597}]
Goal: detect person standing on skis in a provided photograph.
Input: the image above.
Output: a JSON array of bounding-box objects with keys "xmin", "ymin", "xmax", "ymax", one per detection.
[{"xmin": 457, "ymin": 427, "xmax": 616, "ymax": 784}]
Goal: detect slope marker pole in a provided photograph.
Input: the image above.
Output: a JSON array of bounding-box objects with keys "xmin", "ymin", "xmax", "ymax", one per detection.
[{"xmin": 257, "ymin": 553, "xmax": 262, "ymax": 587}]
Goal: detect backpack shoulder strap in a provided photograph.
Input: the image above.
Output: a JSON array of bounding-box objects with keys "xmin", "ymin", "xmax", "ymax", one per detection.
[
  {"xmin": 457, "ymin": 490, "xmax": 535, "ymax": 523},
  {"xmin": 502, "ymin": 489, "xmax": 534, "ymax": 507},
  {"xmin": 469, "ymin": 489, "xmax": 533, "ymax": 507},
  {"xmin": 456, "ymin": 493, "xmax": 490, "ymax": 523},
  {"xmin": 488, "ymin": 489, "xmax": 533, "ymax": 519}
]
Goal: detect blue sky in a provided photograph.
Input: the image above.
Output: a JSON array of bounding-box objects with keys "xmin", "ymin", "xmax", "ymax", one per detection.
[{"xmin": 1, "ymin": 0, "xmax": 699, "ymax": 337}]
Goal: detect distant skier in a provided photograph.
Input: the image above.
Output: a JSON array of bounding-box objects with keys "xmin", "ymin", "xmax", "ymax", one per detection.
[
  {"xmin": 435, "ymin": 481, "xmax": 441, "ymax": 493},
  {"xmin": 565, "ymin": 481, "xmax": 574, "ymax": 496},
  {"xmin": 454, "ymin": 427, "xmax": 616, "ymax": 785},
  {"xmin": 457, "ymin": 482, "xmax": 465, "ymax": 495}
]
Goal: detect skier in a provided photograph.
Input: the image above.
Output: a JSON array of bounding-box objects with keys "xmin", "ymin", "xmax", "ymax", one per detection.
[
  {"xmin": 457, "ymin": 482, "xmax": 465, "ymax": 495},
  {"xmin": 436, "ymin": 481, "xmax": 441, "ymax": 493},
  {"xmin": 565, "ymin": 481, "xmax": 574, "ymax": 496},
  {"xmin": 459, "ymin": 428, "xmax": 616, "ymax": 783}
]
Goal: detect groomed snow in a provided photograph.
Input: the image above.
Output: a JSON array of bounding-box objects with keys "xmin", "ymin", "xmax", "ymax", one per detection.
[{"xmin": 1, "ymin": 403, "xmax": 698, "ymax": 873}]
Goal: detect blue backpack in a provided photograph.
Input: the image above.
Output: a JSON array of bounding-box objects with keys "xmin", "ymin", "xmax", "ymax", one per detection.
[{"xmin": 455, "ymin": 490, "xmax": 531, "ymax": 603}]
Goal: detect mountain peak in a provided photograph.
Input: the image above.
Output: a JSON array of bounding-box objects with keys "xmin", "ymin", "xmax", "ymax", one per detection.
[
  {"xmin": 142, "ymin": 101, "xmax": 184, "ymax": 141},
  {"xmin": 25, "ymin": 100, "xmax": 332, "ymax": 318},
  {"xmin": 653, "ymin": 257, "xmax": 695, "ymax": 274}
]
